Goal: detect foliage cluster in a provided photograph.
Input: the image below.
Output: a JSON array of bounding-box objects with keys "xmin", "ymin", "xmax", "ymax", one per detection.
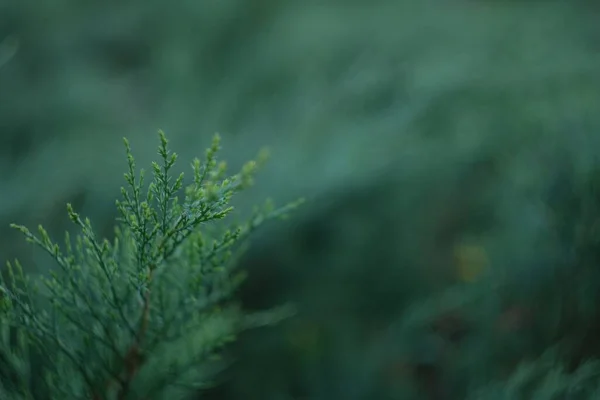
[
  {"xmin": 0, "ymin": 131, "xmax": 300, "ymax": 399},
  {"xmin": 2, "ymin": 1, "xmax": 600, "ymax": 399}
]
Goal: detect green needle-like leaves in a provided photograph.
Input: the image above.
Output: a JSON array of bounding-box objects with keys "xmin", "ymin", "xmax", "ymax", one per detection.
[{"xmin": 0, "ymin": 130, "xmax": 303, "ymax": 400}]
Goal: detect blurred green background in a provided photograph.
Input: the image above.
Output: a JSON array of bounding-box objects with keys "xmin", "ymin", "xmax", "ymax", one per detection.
[{"xmin": 3, "ymin": 0, "xmax": 600, "ymax": 398}]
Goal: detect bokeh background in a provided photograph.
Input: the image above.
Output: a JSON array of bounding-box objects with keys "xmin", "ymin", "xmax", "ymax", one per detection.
[{"xmin": 3, "ymin": 0, "xmax": 600, "ymax": 398}]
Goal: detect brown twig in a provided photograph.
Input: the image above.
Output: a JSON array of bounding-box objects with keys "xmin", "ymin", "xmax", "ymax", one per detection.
[{"xmin": 92, "ymin": 267, "xmax": 154, "ymax": 400}]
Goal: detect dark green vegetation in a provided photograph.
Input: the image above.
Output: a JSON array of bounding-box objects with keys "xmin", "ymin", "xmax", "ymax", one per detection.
[
  {"xmin": 0, "ymin": 132, "xmax": 301, "ymax": 399},
  {"xmin": 2, "ymin": 0, "xmax": 600, "ymax": 398}
]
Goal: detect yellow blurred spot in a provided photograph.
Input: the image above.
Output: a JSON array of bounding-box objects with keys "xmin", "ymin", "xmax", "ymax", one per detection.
[
  {"xmin": 454, "ymin": 243, "xmax": 488, "ymax": 283},
  {"xmin": 286, "ymin": 322, "xmax": 321, "ymax": 355}
]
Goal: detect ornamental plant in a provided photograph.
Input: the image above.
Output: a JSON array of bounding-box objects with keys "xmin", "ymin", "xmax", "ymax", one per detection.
[{"xmin": 0, "ymin": 131, "xmax": 302, "ymax": 400}]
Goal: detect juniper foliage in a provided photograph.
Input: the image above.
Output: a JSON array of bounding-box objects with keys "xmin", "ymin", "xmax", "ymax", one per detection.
[
  {"xmin": 0, "ymin": 131, "xmax": 302, "ymax": 400},
  {"xmin": 469, "ymin": 353, "xmax": 600, "ymax": 399}
]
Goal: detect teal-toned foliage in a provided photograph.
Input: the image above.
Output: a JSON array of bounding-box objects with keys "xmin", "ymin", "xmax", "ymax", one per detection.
[
  {"xmin": 0, "ymin": 131, "xmax": 301, "ymax": 399},
  {"xmin": 2, "ymin": 1, "xmax": 600, "ymax": 399},
  {"xmin": 469, "ymin": 354, "xmax": 600, "ymax": 399}
]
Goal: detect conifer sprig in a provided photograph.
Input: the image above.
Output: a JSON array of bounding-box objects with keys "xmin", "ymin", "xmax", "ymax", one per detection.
[{"xmin": 0, "ymin": 131, "xmax": 303, "ymax": 400}]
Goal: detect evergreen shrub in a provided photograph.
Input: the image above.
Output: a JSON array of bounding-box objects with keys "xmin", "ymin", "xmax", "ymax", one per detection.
[{"xmin": 0, "ymin": 131, "xmax": 302, "ymax": 399}]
